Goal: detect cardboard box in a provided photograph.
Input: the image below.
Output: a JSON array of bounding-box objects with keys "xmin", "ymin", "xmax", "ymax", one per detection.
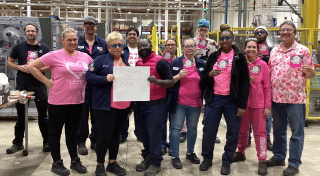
[
  {"xmin": 147, "ymin": 26, "xmax": 151, "ymax": 30},
  {"xmin": 114, "ymin": 24, "xmax": 120, "ymax": 28},
  {"xmin": 186, "ymin": 35, "xmax": 191, "ymax": 38},
  {"xmin": 186, "ymin": 27, "xmax": 190, "ymax": 30},
  {"xmin": 120, "ymin": 25, "xmax": 125, "ymax": 29},
  {"xmin": 182, "ymin": 27, "xmax": 187, "ymax": 30},
  {"xmin": 125, "ymin": 25, "xmax": 129, "ymax": 29},
  {"xmin": 142, "ymin": 26, "xmax": 148, "ymax": 30},
  {"xmin": 0, "ymin": 83, "xmax": 10, "ymax": 105}
]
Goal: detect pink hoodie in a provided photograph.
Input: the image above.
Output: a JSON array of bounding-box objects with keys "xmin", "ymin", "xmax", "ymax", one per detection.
[{"xmin": 247, "ymin": 57, "xmax": 271, "ymax": 109}]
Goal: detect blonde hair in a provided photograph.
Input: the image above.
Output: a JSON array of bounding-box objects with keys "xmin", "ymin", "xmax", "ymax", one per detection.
[
  {"xmin": 60, "ymin": 25, "xmax": 77, "ymax": 39},
  {"xmin": 106, "ymin": 31, "xmax": 123, "ymax": 45}
]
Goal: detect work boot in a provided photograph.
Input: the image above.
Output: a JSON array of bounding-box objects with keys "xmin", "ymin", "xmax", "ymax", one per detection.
[
  {"xmin": 119, "ymin": 136, "xmax": 127, "ymax": 144},
  {"xmin": 6, "ymin": 143, "xmax": 24, "ymax": 154},
  {"xmin": 95, "ymin": 164, "xmax": 106, "ymax": 176},
  {"xmin": 220, "ymin": 163, "xmax": 231, "ymax": 175},
  {"xmin": 215, "ymin": 137, "xmax": 221, "ymax": 143},
  {"xmin": 258, "ymin": 161, "xmax": 268, "ymax": 175},
  {"xmin": 168, "ymin": 149, "xmax": 172, "ymax": 156},
  {"xmin": 267, "ymin": 139, "xmax": 273, "ymax": 151},
  {"xmin": 232, "ymin": 152, "xmax": 246, "ymax": 162},
  {"xmin": 180, "ymin": 132, "xmax": 187, "ymax": 143},
  {"xmin": 51, "ymin": 159, "xmax": 70, "ymax": 176},
  {"xmin": 144, "ymin": 165, "xmax": 161, "ymax": 176},
  {"xmin": 43, "ymin": 143, "xmax": 50, "ymax": 152},
  {"xmin": 199, "ymin": 159, "xmax": 212, "ymax": 171},
  {"xmin": 136, "ymin": 156, "xmax": 150, "ymax": 172},
  {"xmin": 266, "ymin": 157, "xmax": 285, "ymax": 167},
  {"xmin": 70, "ymin": 157, "xmax": 87, "ymax": 173},
  {"xmin": 161, "ymin": 148, "xmax": 167, "ymax": 155},
  {"xmin": 78, "ymin": 144, "xmax": 88, "ymax": 155},
  {"xmin": 106, "ymin": 161, "xmax": 126, "ymax": 175},
  {"xmin": 283, "ymin": 165, "xmax": 299, "ymax": 176},
  {"xmin": 90, "ymin": 142, "xmax": 96, "ymax": 150},
  {"xmin": 172, "ymin": 157, "xmax": 182, "ymax": 169},
  {"xmin": 186, "ymin": 153, "xmax": 200, "ymax": 164}
]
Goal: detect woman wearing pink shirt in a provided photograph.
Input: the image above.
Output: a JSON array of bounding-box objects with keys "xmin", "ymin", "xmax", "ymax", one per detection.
[
  {"xmin": 232, "ymin": 38, "xmax": 271, "ymax": 175},
  {"xmin": 28, "ymin": 25, "xmax": 93, "ymax": 176}
]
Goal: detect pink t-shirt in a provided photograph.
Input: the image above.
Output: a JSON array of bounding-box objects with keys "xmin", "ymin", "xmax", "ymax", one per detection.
[
  {"xmin": 110, "ymin": 65, "xmax": 131, "ymax": 109},
  {"xmin": 178, "ymin": 66, "xmax": 202, "ymax": 107},
  {"xmin": 40, "ymin": 49, "xmax": 93, "ymax": 105},
  {"xmin": 89, "ymin": 46, "xmax": 93, "ymax": 54},
  {"xmin": 213, "ymin": 49, "xmax": 234, "ymax": 95}
]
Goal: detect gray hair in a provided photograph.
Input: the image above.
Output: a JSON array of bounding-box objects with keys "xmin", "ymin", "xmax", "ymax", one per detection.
[
  {"xmin": 279, "ymin": 20, "xmax": 297, "ymax": 33},
  {"xmin": 183, "ymin": 38, "xmax": 197, "ymax": 46}
]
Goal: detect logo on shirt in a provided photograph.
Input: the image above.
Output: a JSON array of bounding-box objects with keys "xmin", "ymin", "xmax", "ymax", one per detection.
[
  {"xmin": 66, "ymin": 61, "xmax": 88, "ymax": 79},
  {"xmin": 39, "ymin": 50, "xmax": 43, "ymax": 53},
  {"xmin": 250, "ymin": 65, "xmax": 261, "ymax": 74},
  {"xmin": 217, "ymin": 60, "xmax": 229, "ymax": 69}
]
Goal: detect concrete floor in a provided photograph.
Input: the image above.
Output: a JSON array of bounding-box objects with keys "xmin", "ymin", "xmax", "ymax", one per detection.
[{"xmin": 0, "ymin": 114, "xmax": 320, "ymax": 176}]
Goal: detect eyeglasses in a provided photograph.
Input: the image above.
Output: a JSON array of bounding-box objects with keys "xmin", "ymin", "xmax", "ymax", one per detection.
[
  {"xmin": 127, "ymin": 33, "xmax": 137, "ymax": 37},
  {"xmin": 84, "ymin": 23, "xmax": 96, "ymax": 27},
  {"xmin": 109, "ymin": 43, "xmax": 123, "ymax": 48},
  {"xmin": 184, "ymin": 45, "xmax": 195, "ymax": 49},
  {"xmin": 219, "ymin": 36, "xmax": 233, "ymax": 41},
  {"xmin": 245, "ymin": 38, "xmax": 257, "ymax": 41},
  {"xmin": 254, "ymin": 30, "xmax": 267, "ymax": 35},
  {"xmin": 166, "ymin": 44, "xmax": 176, "ymax": 47},
  {"xmin": 138, "ymin": 44, "xmax": 151, "ymax": 49},
  {"xmin": 199, "ymin": 26, "xmax": 208, "ymax": 29},
  {"xmin": 279, "ymin": 28, "xmax": 294, "ymax": 33},
  {"xmin": 26, "ymin": 30, "xmax": 37, "ymax": 33}
]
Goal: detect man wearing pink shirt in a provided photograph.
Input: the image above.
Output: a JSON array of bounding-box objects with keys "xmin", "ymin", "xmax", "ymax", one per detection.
[{"xmin": 266, "ymin": 21, "xmax": 315, "ymax": 176}]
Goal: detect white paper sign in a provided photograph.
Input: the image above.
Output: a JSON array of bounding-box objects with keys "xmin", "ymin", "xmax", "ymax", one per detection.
[{"xmin": 113, "ymin": 66, "xmax": 150, "ymax": 101}]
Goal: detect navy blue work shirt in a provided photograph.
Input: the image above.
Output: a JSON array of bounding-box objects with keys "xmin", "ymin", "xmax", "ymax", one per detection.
[
  {"xmin": 167, "ymin": 55, "xmax": 206, "ymax": 114},
  {"xmin": 85, "ymin": 53, "xmax": 130, "ymax": 111},
  {"xmin": 78, "ymin": 35, "xmax": 108, "ymax": 60}
]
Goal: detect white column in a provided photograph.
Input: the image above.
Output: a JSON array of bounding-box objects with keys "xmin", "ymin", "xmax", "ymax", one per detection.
[
  {"xmin": 84, "ymin": 0, "xmax": 88, "ymax": 17},
  {"xmin": 106, "ymin": 8, "xmax": 109, "ymax": 35},
  {"xmin": 177, "ymin": 0, "xmax": 181, "ymax": 43},
  {"xmin": 158, "ymin": 9, "xmax": 161, "ymax": 34},
  {"xmin": 154, "ymin": 9, "xmax": 156, "ymax": 26},
  {"xmin": 165, "ymin": 0, "xmax": 168, "ymax": 40},
  {"xmin": 98, "ymin": 1, "xmax": 101, "ymax": 22},
  {"xmin": 66, "ymin": 9, "xmax": 68, "ymax": 22},
  {"xmin": 27, "ymin": 0, "xmax": 31, "ymax": 17}
]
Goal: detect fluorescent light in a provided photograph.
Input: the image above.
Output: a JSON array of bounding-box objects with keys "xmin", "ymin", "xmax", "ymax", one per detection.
[
  {"xmin": 128, "ymin": 12, "xmax": 131, "ymax": 14},
  {"xmin": 194, "ymin": 3, "xmax": 197, "ymax": 5},
  {"xmin": 40, "ymin": 14, "xmax": 42, "ymax": 16},
  {"xmin": 147, "ymin": 9, "xmax": 150, "ymax": 11}
]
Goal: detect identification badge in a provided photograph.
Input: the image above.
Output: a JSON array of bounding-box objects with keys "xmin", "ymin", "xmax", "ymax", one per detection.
[
  {"xmin": 163, "ymin": 51, "xmax": 173, "ymax": 63},
  {"xmin": 78, "ymin": 46, "xmax": 84, "ymax": 49},
  {"xmin": 250, "ymin": 65, "xmax": 261, "ymax": 77},
  {"xmin": 183, "ymin": 59, "xmax": 194, "ymax": 72},
  {"xmin": 173, "ymin": 67, "xmax": 179, "ymax": 70},
  {"xmin": 259, "ymin": 44, "xmax": 269, "ymax": 55},
  {"xmin": 290, "ymin": 55, "xmax": 302, "ymax": 68},
  {"xmin": 97, "ymin": 47, "xmax": 103, "ymax": 52},
  {"xmin": 198, "ymin": 39, "xmax": 207, "ymax": 50},
  {"xmin": 26, "ymin": 51, "xmax": 38, "ymax": 65},
  {"xmin": 216, "ymin": 60, "xmax": 229, "ymax": 71}
]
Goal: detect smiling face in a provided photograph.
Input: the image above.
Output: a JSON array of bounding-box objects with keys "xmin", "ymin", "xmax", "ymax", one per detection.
[
  {"xmin": 279, "ymin": 24, "xmax": 296, "ymax": 43},
  {"xmin": 183, "ymin": 39, "xmax": 196, "ymax": 56},
  {"xmin": 126, "ymin": 30, "xmax": 138, "ymax": 46},
  {"xmin": 244, "ymin": 41, "xmax": 258, "ymax": 58},
  {"xmin": 219, "ymin": 31, "xmax": 234, "ymax": 51},
  {"xmin": 165, "ymin": 40, "xmax": 177, "ymax": 55},
  {"xmin": 255, "ymin": 29, "xmax": 268, "ymax": 43},
  {"xmin": 107, "ymin": 39, "xmax": 123, "ymax": 59},
  {"xmin": 198, "ymin": 26, "xmax": 208, "ymax": 36},
  {"xmin": 61, "ymin": 32, "xmax": 78, "ymax": 52},
  {"xmin": 83, "ymin": 22, "xmax": 97, "ymax": 35},
  {"xmin": 24, "ymin": 25, "xmax": 38, "ymax": 41},
  {"xmin": 138, "ymin": 39, "xmax": 152, "ymax": 58}
]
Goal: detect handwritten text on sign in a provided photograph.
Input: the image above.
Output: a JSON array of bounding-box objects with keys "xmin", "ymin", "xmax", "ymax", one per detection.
[{"xmin": 113, "ymin": 66, "xmax": 150, "ymax": 101}]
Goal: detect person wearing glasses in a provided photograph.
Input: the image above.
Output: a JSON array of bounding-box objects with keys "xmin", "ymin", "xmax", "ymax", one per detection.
[
  {"xmin": 193, "ymin": 19, "xmax": 220, "ymax": 144},
  {"xmin": 266, "ymin": 21, "xmax": 315, "ymax": 176},
  {"xmin": 28, "ymin": 25, "xmax": 92, "ymax": 176},
  {"xmin": 246, "ymin": 26, "xmax": 274, "ymax": 151},
  {"xmin": 77, "ymin": 16, "xmax": 108, "ymax": 155},
  {"xmin": 6, "ymin": 23, "xmax": 50, "ymax": 154},
  {"xmin": 86, "ymin": 31, "xmax": 130, "ymax": 176},
  {"xmin": 232, "ymin": 38, "xmax": 270, "ymax": 175},
  {"xmin": 200, "ymin": 24, "xmax": 250, "ymax": 175},
  {"xmin": 119, "ymin": 27, "xmax": 141, "ymax": 144},
  {"xmin": 135, "ymin": 39, "xmax": 174, "ymax": 176},
  {"xmin": 167, "ymin": 38, "xmax": 205, "ymax": 169},
  {"xmin": 161, "ymin": 38, "xmax": 178, "ymax": 156}
]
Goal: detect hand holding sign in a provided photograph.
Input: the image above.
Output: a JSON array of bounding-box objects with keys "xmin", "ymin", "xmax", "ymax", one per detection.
[
  {"xmin": 148, "ymin": 76, "xmax": 159, "ymax": 85},
  {"xmin": 209, "ymin": 69, "xmax": 222, "ymax": 77},
  {"xmin": 107, "ymin": 74, "xmax": 115, "ymax": 82},
  {"xmin": 178, "ymin": 69, "xmax": 188, "ymax": 79}
]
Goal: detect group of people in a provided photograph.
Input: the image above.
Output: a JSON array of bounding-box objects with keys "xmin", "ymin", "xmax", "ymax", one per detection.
[{"xmin": 5, "ymin": 16, "xmax": 314, "ymax": 176}]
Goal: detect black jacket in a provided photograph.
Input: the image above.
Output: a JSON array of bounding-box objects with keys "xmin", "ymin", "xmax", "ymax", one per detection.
[{"xmin": 202, "ymin": 45, "xmax": 250, "ymax": 109}]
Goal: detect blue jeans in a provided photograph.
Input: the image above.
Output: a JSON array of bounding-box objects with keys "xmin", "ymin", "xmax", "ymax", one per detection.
[
  {"xmin": 272, "ymin": 102, "xmax": 305, "ymax": 169},
  {"xmin": 249, "ymin": 111, "xmax": 272, "ymax": 140},
  {"xmin": 201, "ymin": 95, "xmax": 241, "ymax": 164},
  {"xmin": 169, "ymin": 104, "xmax": 201, "ymax": 157},
  {"xmin": 137, "ymin": 102, "xmax": 166, "ymax": 167}
]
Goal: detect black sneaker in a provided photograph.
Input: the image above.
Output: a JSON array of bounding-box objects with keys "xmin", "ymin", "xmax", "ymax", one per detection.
[
  {"xmin": 168, "ymin": 149, "xmax": 172, "ymax": 156},
  {"xmin": 95, "ymin": 164, "xmax": 106, "ymax": 176},
  {"xmin": 161, "ymin": 148, "xmax": 167, "ymax": 155},
  {"xmin": 215, "ymin": 137, "xmax": 221, "ymax": 144},
  {"xmin": 266, "ymin": 157, "xmax": 285, "ymax": 167},
  {"xmin": 180, "ymin": 132, "xmax": 187, "ymax": 143},
  {"xmin": 106, "ymin": 161, "xmax": 126, "ymax": 175},
  {"xmin": 199, "ymin": 159, "xmax": 212, "ymax": 171},
  {"xmin": 283, "ymin": 165, "xmax": 299, "ymax": 176},
  {"xmin": 232, "ymin": 152, "xmax": 246, "ymax": 162},
  {"xmin": 136, "ymin": 157, "xmax": 150, "ymax": 172},
  {"xmin": 144, "ymin": 165, "xmax": 161, "ymax": 176},
  {"xmin": 43, "ymin": 143, "xmax": 50, "ymax": 152},
  {"xmin": 258, "ymin": 161, "xmax": 268, "ymax": 175},
  {"xmin": 119, "ymin": 136, "xmax": 127, "ymax": 144},
  {"xmin": 6, "ymin": 143, "xmax": 24, "ymax": 154},
  {"xmin": 186, "ymin": 153, "xmax": 200, "ymax": 164},
  {"xmin": 267, "ymin": 139, "xmax": 273, "ymax": 151},
  {"xmin": 90, "ymin": 142, "xmax": 96, "ymax": 150},
  {"xmin": 220, "ymin": 163, "xmax": 231, "ymax": 175},
  {"xmin": 51, "ymin": 159, "xmax": 70, "ymax": 176},
  {"xmin": 70, "ymin": 157, "xmax": 87, "ymax": 173},
  {"xmin": 172, "ymin": 158, "xmax": 182, "ymax": 169},
  {"xmin": 78, "ymin": 144, "xmax": 88, "ymax": 155},
  {"xmin": 247, "ymin": 140, "xmax": 251, "ymax": 148}
]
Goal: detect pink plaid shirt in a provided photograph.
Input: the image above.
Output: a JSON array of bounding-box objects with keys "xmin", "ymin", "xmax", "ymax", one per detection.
[{"xmin": 268, "ymin": 41, "xmax": 314, "ymax": 104}]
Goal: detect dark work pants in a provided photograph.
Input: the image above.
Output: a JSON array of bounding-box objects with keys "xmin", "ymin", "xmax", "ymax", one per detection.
[
  {"xmin": 137, "ymin": 102, "xmax": 166, "ymax": 167},
  {"xmin": 120, "ymin": 102, "xmax": 140, "ymax": 139},
  {"xmin": 94, "ymin": 107, "xmax": 129, "ymax": 164},
  {"xmin": 77, "ymin": 89, "xmax": 98, "ymax": 145},
  {"xmin": 48, "ymin": 104, "xmax": 83, "ymax": 162},
  {"xmin": 13, "ymin": 84, "xmax": 49, "ymax": 145}
]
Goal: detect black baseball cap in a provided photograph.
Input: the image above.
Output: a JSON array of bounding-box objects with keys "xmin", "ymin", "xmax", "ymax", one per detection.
[{"xmin": 84, "ymin": 16, "xmax": 97, "ymax": 24}]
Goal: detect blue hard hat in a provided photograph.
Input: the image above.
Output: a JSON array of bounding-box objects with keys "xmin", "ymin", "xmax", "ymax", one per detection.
[{"xmin": 197, "ymin": 19, "xmax": 210, "ymax": 29}]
